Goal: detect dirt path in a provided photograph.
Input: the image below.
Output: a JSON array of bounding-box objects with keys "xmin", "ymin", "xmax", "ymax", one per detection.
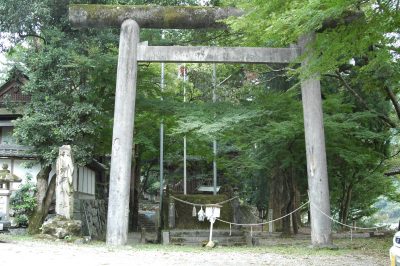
[{"xmin": 0, "ymin": 239, "xmax": 387, "ymax": 266}]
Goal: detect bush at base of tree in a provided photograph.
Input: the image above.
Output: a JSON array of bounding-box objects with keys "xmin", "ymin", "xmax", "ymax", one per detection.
[{"xmin": 10, "ymin": 177, "xmax": 37, "ymax": 227}]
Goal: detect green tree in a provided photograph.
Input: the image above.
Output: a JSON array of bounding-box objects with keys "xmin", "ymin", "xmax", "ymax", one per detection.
[{"xmin": 225, "ymin": 0, "xmax": 400, "ymax": 126}]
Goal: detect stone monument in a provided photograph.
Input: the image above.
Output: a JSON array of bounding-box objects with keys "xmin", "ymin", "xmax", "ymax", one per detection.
[{"xmin": 56, "ymin": 145, "xmax": 74, "ymax": 219}]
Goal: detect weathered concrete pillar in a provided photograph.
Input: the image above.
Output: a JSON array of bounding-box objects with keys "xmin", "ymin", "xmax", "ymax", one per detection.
[
  {"xmin": 299, "ymin": 34, "xmax": 333, "ymax": 247},
  {"xmin": 168, "ymin": 201, "xmax": 175, "ymax": 228},
  {"xmin": 106, "ymin": 19, "xmax": 140, "ymax": 246},
  {"xmin": 268, "ymin": 209, "xmax": 273, "ymax": 233}
]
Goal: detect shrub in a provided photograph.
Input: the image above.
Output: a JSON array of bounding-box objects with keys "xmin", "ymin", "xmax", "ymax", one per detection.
[{"xmin": 10, "ymin": 175, "xmax": 36, "ymax": 227}]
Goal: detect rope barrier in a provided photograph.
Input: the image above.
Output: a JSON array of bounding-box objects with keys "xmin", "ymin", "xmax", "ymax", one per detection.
[
  {"xmin": 309, "ymin": 201, "xmax": 386, "ymax": 231},
  {"xmin": 170, "ymin": 194, "xmax": 387, "ymax": 232},
  {"xmin": 170, "ymin": 195, "xmax": 239, "ymax": 206},
  {"xmin": 216, "ymin": 200, "xmax": 310, "ymax": 226}
]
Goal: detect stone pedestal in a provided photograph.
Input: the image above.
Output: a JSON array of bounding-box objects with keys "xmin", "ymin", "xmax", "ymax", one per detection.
[
  {"xmin": 41, "ymin": 215, "xmax": 82, "ymax": 239},
  {"xmin": 162, "ymin": 231, "xmax": 170, "ymax": 245},
  {"xmin": 0, "ymin": 189, "xmax": 12, "ymax": 231},
  {"xmin": 0, "ymin": 189, "xmax": 11, "ymax": 220},
  {"xmin": 0, "ymin": 163, "xmax": 22, "ymax": 227}
]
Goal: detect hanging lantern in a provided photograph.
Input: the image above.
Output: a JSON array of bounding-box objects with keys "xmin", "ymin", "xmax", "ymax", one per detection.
[{"xmin": 198, "ymin": 206, "xmax": 206, "ymax": 222}]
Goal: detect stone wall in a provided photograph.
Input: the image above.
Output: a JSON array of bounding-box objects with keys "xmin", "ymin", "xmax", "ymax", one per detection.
[{"xmin": 76, "ymin": 199, "xmax": 107, "ymax": 241}]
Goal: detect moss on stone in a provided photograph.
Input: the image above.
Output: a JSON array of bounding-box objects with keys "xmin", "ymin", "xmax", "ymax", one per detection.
[
  {"xmin": 69, "ymin": 4, "xmax": 239, "ymax": 29},
  {"xmin": 169, "ymin": 194, "xmax": 234, "ymax": 230}
]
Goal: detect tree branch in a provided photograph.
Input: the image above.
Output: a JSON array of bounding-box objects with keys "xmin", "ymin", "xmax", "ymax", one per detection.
[
  {"xmin": 18, "ymin": 33, "xmax": 46, "ymax": 44},
  {"xmin": 326, "ymin": 71, "xmax": 397, "ymax": 128},
  {"xmin": 383, "ymin": 85, "xmax": 400, "ymax": 121},
  {"xmin": 333, "ymin": 71, "xmax": 369, "ymax": 109}
]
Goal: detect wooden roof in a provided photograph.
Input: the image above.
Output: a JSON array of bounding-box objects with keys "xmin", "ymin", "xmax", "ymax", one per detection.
[{"xmin": 0, "ymin": 73, "xmax": 30, "ymax": 108}]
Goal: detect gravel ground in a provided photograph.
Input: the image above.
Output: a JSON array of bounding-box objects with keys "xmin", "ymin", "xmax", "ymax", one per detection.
[{"xmin": 0, "ymin": 239, "xmax": 387, "ymax": 266}]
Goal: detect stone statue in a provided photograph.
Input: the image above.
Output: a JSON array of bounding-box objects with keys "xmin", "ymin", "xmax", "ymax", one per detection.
[{"xmin": 56, "ymin": 145, "xmax": 74, "ymax": 219}]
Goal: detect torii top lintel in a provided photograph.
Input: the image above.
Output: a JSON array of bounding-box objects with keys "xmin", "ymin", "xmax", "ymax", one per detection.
[{"xmin": 69, "ymin": 4, "xmax": 244, "ymax": 29}]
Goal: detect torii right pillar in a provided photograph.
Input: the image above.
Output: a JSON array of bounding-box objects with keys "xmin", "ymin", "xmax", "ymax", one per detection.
[{"xmin": 299, "ymin": 34, "xmax": 333, "ymax": 248}]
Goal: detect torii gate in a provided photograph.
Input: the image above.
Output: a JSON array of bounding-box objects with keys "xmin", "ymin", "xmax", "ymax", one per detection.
[{"xmin": 69, "ymin": 4, "xmax": 332, "ymax": 247}]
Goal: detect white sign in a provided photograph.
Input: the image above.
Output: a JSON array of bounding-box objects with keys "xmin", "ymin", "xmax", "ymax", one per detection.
[
  {"xmin": 205, "ymin": 206, "xmax": 220, "ymax": 218},
  {"xmin": 205, "ymin": 204, "xmax": 222, "ymax": 224}
]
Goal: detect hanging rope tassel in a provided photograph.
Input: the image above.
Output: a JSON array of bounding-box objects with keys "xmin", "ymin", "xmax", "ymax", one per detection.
[
  {"xmin": 251, "ymin": 226, "xmax": 253, "ymax": 237},
  {"xmin": 198, "ymin": 206, "xmax": 205, "ymax": 221},
  {"xmin": 192, "ymin": 206, "xmax": 197, "ymax": 217},
  {"xmin": 229, "ymin": 224, "xmax": 232, "ymax": 236}
]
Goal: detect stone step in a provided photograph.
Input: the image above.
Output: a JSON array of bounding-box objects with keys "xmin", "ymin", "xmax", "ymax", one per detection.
[
  {"xmin": 170, "ymin": 229, "xmax": 245, "ymax": 237},
  {"xmin": 250, "ymin": 232, "xmax": 312, "ymax": 240},
  {"xmin": 170, "ymin": 235, "xmax": 247, "ymax": 246},
  {"xmin": 139, "ymin": 224, "xmax": 156, "ymax": 229},
  {"xmin": 138, "ymin": 212, "xmax": 157, "ymax": 232}
]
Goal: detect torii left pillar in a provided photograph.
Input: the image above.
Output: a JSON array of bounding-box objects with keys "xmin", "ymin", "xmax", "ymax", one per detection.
[{"xmin": 106, "ymin": 19, "xmax": 139, "ymax": 245}]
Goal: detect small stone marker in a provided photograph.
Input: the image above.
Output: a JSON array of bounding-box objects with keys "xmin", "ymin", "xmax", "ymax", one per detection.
[{"xmin": 268, "ymin": 209, "xmax": 273, "ymax": 233}]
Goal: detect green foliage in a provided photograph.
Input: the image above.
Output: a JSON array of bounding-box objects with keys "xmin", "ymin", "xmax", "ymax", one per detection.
[
  {"xmin": 219, "ymin": 0, "xmax": 400, "ymax": 224},
  {"xmin": 10, "ymin": 175, "xmax": 37, "ymax": 227},
  {"xmin": 225, "ymin": 0, "xmax": 399, "ymax": 76}
]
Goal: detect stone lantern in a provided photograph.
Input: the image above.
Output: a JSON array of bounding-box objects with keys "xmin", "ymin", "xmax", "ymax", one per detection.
[{"xmin": 0, "ymin": 163, "xmax": 21, "ymax": 230}]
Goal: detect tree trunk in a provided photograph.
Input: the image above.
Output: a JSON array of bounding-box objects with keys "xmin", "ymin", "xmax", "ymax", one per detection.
[
  {"xmin": 28, "ymin": 165, "xmax": 52, "ymax": 234},
  {"xmin": 129, "ymin": 144, "xmax": 141, "ymax": 232},
  {"xmin": 338, "ymin": 180, "xmax": 346, "ymax": 225},
  {"xmin": 341, "ymin": 184, "xmax": 353, "ymax": 226},
  {"xmin": 43, "ymin": 174, "xmax": 56, "ymax": 216},
  {"xmin": 268, "ymin": 169, "xmax": 285, "ymax": 231},
  {"xmin": 290, "ymin": 171, "xmax": 299, "ymax": 235},
  {"xmin": 133, "ymin": 156, "xmax": 141, "ymax": 232},
  {"xmin": 97, "ymin": 156, "xmax": 109, "ymax": 201},
  {"xmin": 282, "ymin": 171, "xmax": 292, "ymax": 236}
]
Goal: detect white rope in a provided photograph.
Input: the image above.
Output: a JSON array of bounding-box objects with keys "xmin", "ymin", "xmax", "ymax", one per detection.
[
  {"xmin": 171, "ymin": 194, "xmax": 385, "ymax": 231},
  {"xmin": 310, "ymin": 202, "xmax": 385, "ymax": 231},
  {"xmin": 170, "ymin": 195, "xmax": 239, "ymax": 207},
  {"xmin": 217, "ymin": 196, "xmax": 240, "ymax": 205},
  {"xmin": 216, "ymin": 200, "xmax": 310, "ymax": 226}
]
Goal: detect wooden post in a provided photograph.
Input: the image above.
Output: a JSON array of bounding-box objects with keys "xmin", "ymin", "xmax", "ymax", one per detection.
[
  {"xmin": 299, "ymin": 34, "xmax": 333, "ymax": 247},
  {"xmin": 106, "ymin": 19, "xmax": 140, "ymax": 246}
]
